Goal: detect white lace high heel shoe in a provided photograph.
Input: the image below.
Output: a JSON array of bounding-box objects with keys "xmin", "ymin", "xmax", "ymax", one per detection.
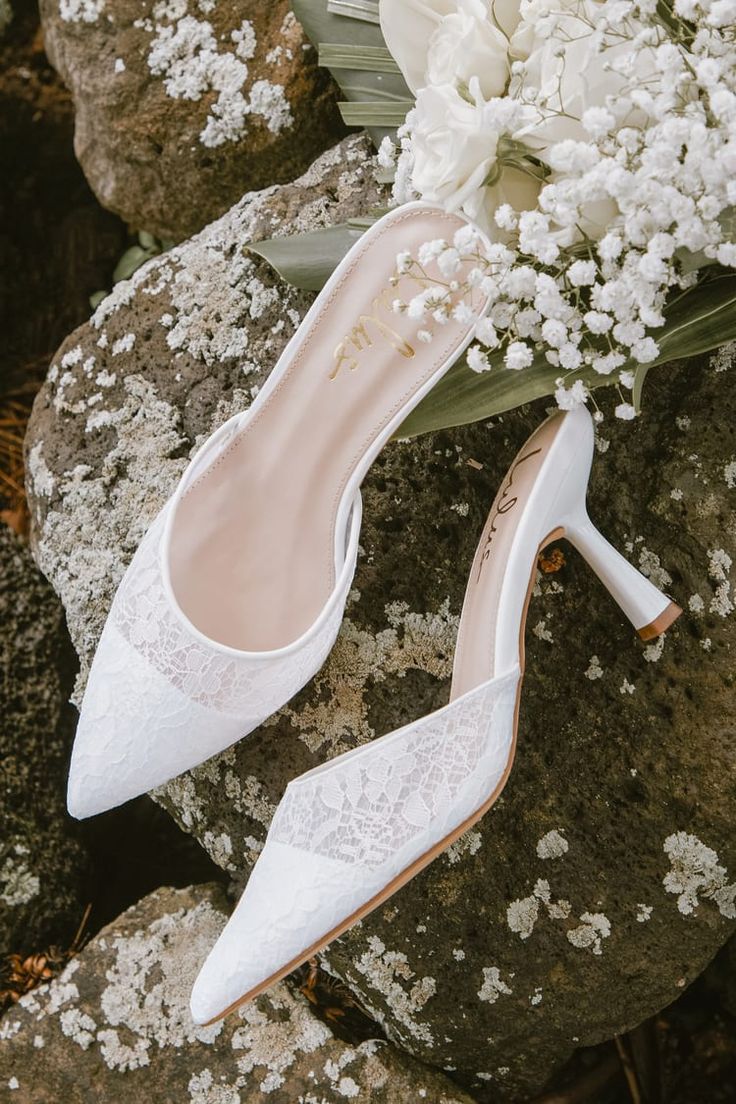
[
  {"xmin": 189, "ymin": 405, "xmax": 681, "ymax": 1025},
  {"xmin": 66, "ymin": 203, "xmax": 493, "ymax": 820}
]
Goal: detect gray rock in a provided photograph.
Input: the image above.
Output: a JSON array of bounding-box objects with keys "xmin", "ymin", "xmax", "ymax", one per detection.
[
  {"xmin": 39, "ymin": 0, "xmax": 346, "ymax": 240},
  {"xmin": 24, "ymin": 135, "xmax": 736, "ymax": 1100},
  {"xmin": 0, "ymin": 883, "xmax": 476, "ymax": 1103},
  {"xmin": 0, "ymin": 525, "xmax": 88, "ymax": 958}
]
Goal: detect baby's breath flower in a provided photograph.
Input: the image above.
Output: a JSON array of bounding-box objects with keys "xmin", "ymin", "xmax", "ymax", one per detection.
[
  {"xmin": 568, "ymin": 260, "xmax": 598, "ymax": 287},
  {"xmin": 505, "ymin": 341, "xmax": 534, "ymax": 370},
  {"xmin": 555, "ymin": 379, "xmax": 590, "ymax": 410},
  {"xmin": 467, "ymin": 345, "xmax": 492, "ymax": 373},
  {"xmin": 475, "ymin": 318, "xmax": 500, "ymax": 348},
  {"xmin": 396, "ymin": 251, "xmax": 412, "ymax": 274}
]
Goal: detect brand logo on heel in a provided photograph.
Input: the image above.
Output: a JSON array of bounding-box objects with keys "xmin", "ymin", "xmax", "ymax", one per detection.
[{"xmin": 476, "ymin": 448, "xmax": 543, "ymax": 582}]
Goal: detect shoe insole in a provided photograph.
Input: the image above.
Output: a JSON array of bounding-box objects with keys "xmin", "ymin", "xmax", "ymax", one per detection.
[{"xmin": 169, "ymin": 207, "xmax": 484, "ymax": 652}]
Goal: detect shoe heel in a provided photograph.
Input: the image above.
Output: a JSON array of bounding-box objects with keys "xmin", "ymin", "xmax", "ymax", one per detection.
[{"xmin": 564, "ymin": 513, "xmax": 682, "ymax": 640}]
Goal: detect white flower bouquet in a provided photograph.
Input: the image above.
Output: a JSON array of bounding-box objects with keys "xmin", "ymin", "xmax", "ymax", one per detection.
[{"xmin": 259, "ymin": 0, "xmax": 736, "ymax": 434}]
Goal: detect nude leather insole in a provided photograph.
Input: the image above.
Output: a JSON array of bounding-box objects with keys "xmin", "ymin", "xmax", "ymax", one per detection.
[
  {"xmin": 450, "ymin": 415, "xmax": 566, "ymax": 700},
  {"xmin": 168, "ymin": 208, "xmax": 484, "ymax": 652}
]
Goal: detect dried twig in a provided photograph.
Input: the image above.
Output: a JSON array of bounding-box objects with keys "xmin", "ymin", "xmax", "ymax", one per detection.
[{"xmin": 615, "ymin": 1035, "xmax": 644, "ymax": 1104}]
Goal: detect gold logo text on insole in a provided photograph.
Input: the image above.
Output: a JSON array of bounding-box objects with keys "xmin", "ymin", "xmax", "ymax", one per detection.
[{"xmin": 331, "ymin": 289, "xmax": 416, "ymax": 380}]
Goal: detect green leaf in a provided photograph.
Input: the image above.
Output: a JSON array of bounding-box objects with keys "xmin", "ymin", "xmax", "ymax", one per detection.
[
  {"xmin": 113, "ymin": 245, "xmax": 155, "ymax": 284},
  {"xmin": 339, "ymin": 100, "xmax": 413, "ymax": 127},
  {"xmin": 138, "ymin": 230, "xmax": 159, "ymax": 251},
  {"xmin": 318, "ymin": 43, "xmax": 400, "ymax": 72},
  {"xmin": 632, "ymin": 363, "xmax": 650, "ymax": 413},
  {"xmin": 327, "ymin": 0, "xmax": 380, "ymax": 23},
  {"xmin": 89, "ymin": 290, "xmax": 108, "ymax": 310},
  {"xmin": 246, "ymin": 225, "xmax": 363, "ymax": 292},
  {"xmin": 292, "ymin": 0, "xmax": 411, "ymax": 144},
  {"xmin": 399, "ymin": 270, "xmax": 736, "ymax": 438}
]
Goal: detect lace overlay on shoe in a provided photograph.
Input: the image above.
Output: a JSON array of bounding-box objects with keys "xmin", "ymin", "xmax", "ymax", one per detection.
[
  {"xmin": 108, "ymin": 509, "xmax": 351, "ymax": 718},
  {"xmin": 270, "ymin": 669, "xmax": 520, "ymax": 870}
]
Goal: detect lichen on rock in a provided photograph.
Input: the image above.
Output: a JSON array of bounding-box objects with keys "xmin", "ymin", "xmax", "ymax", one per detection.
[
  {"xmin": 39, "ymin": 0, "xmax": 347, "ymax": 239},
  {"xmin": 0, "ymin": 884, "xmax": 475, "ymax": 1103}
]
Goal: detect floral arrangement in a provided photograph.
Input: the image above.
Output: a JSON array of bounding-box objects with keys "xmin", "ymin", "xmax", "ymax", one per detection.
[
  {"xmin": 266, "ymin": 0, "xmax": 736, "ymax": 433},
  {"xmin": 378, "ymin": 0, "xmax": 736, "ymax": 419}
]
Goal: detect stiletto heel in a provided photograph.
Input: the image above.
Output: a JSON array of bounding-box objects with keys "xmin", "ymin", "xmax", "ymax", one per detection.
[
  {"xmin": 190, "ymin": 405, "xmax": 683, "ymax": 1025},
  {"xmin": 563, "ymin": 513, "xmax": 682, "ymax": 641}
]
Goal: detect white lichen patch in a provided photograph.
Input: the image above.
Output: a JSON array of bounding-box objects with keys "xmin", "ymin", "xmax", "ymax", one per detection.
[
  {"xmin": 477, "ymin": 967, "xmax": 513, "ymax": 1004},
  {"xmin": 585, "ymin": 654, "xmax": 604, "ymax": 680},
  {"xmin": 281, "ymin": 599, "xmax": 460, "ymax": 756},
  {"xmin": 97, "ymin": 898, "xmax": 226, "ymax": 1070},
  {"xmin": 566, "ymin": 912, "xmax": 611, "ymax": 955},
  {"xmin": 663, "ymin": 832, "xmax": 736, "ymax": 918},
  {"xmin": 0, "ymin": 1019, "xmax": 20, "ymax": 1042},
  {"xmin": 507, "ymin": 894, "xmax": 539, "ymax": 940},
  {"xmin": 711, "ymin": 341, "xmax": 736, "ymax": 372},
  {"xmin": 532, "ymin": 619, "xmax": 553, "ymax": 643},
  {"xmin": 111, "ymin": 333, "xmax": 136, "ymax": 356},
  {"xmin": 27, "ymin": 441, "xmax": 55, "ymax": 499},
  {"xmin": 0, "ymin": 845, "xmax": 40, "ymax": 907},
  {"xmin": 230, "ymin": 984, "xmax": 332, "ymax": 1089},
  {"xmin": 636, "ymin": 903, "xmax": 653, "ymax": 922},
  {"xmin": 707, "ymin": 548, "xmax": 734, "ymax": 617},
  {"xmin": 59, "ymin": 0, "xmax": 104, "ymax": 24},
  {"xmin": 536, "ymin": 830, "xmax": 569, "ymax": 861},
  {"xmin": 643, "ymin": 634, "xmax": 666, "ymax": 662},
  {"xmin": 202, "ymin": 831, "xmax": 235, "ymax": 872},
  {"xmin": 188, "ymin": 1068, "xmax": 241, "ymax": 1104},
  {"xmin": 59, "ymin": 1007, "xmax": 98, "ymax": 1050},
  {"xmin": 166, "ymin": 254, "xmax": 267, "ymax": 365},
  {"xmin": 350, "ymin": 936, "xmax": 436, "ymax": 1045},
  {"xmin": 508, "ymin": 878, "xmax": 573, "ymax": 941},
  {"xmin": 35, "ymin": 375, "xmax": 188, "ymax": 668},
  {"xmin": 724, "ymin": 460, "xmax": 736, "ymax": 488},
  {"xmin": 444, "ymin": 829, "xmax": 482, "ymax": 866},
  {"xmin": 637, "ymin": 547, "xmax": 673, "ymax": 591},
  {"xmin": 145, "ymin": 3, "xmax": 293, "ymax": 148}
]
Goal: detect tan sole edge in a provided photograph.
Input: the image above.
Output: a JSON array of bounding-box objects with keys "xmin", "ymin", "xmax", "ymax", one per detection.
[
  {"xmin": 201, "ymin": 526, "xmax": 566, "ymax": 1027},
  {"xmin": 637, "ymin": 601, "xmax": 683, "ymax": 641}
]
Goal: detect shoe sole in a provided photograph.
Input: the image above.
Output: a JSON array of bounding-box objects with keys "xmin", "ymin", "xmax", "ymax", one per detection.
[{"xmin": 204, "ymin": 526, "xmax": 682, "ymax": 1025}]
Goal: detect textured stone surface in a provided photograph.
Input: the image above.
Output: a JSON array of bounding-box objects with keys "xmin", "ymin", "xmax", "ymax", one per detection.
[
  {"xmin": 0, "ymin": 0, "xmax": 125, "ymax": 531},
  {"xmin": 0, "ymin": 883, "xmax": 475, "ymax": 1103},
  {"xmin": 39, "ymin": 0, "xmax": 346, "ymax": 241},
  {"xmin": 24, "ymin": 135, "xmax": 736, "ymax": 1099},
  {"xmin": 0, "ymin": 525, "xmax": 88, "ymax": 956}
]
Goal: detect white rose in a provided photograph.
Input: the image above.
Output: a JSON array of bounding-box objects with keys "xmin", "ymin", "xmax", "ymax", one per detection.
[
  {"xmin": 409, "ymin": 81, "xmax": 540, "ymax": 232},
  {"xmin": 426, "ymin": 0, "xmax": 511, "ymax": 99},
  {"xmin": 410, "ymin": 82, "xmax": 497, "ymax": 210},
  {"xmin": 379, "ymin": 0, "xmax": 456, "ymax": 94},
  {"xmin": 379, "ymin": 0, "xmax": 523, "ymax": 94}
]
